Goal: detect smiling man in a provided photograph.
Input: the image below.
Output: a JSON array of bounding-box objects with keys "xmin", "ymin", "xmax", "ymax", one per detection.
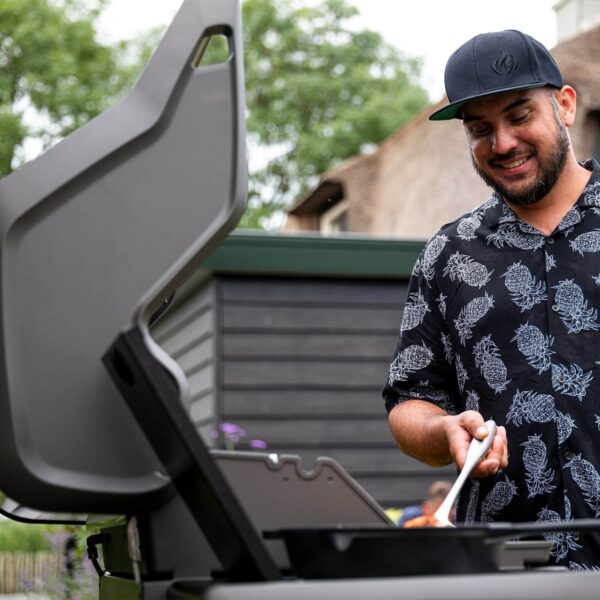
[{"xmin": 383, "ymin": 30, "xmax": 600, "ymax": 569}]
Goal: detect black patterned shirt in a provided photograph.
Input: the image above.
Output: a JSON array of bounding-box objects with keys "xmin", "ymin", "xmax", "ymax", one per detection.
[{"xmin": 383, "ymin": 158, "xmax": 600, "ymax": 570}]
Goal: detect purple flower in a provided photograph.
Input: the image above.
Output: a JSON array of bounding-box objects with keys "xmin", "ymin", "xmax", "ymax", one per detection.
[
  {"xmin": 219, "ymin": 422, "xmax": 246, "ymax": 437},
  {"xmin": 249, "ymin": 439, "xmax": 268, "ymax": 449}
]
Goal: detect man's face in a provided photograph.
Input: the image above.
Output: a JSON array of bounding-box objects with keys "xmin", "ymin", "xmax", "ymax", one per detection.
[{"xmin": 462, "ymin": 88, "xmax": 570, "ymax": 206}]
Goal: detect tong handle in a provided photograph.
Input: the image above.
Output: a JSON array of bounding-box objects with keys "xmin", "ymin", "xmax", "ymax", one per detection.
[{"xmin": 434, "ymin": 420, "xmax": 497, "ymax": 526}]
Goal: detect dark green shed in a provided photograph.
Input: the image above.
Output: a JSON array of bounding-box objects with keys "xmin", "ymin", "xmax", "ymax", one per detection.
[{"xmin": 150, "ymin": 231, "xmax": 455, "ymax": 508}]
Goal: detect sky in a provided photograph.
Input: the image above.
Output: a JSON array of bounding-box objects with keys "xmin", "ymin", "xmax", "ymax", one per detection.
[{"xmin": 98, "ymin": 0, "xmax": 559, "ymax": 102}]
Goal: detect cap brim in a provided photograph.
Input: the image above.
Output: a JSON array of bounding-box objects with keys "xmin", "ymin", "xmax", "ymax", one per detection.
[{"xmin": 428, "ymin": 82, "xmax": 552, "ymax": 121}]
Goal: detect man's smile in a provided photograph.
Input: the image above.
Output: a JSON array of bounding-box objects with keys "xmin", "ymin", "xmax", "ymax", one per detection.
[
  {"xmin": 489, "ymin": 153, "xmax": 535, "ymax": 177},
  {"xmin": 500, "ymin": 156, "xmax": 530, "ymax": 170}
]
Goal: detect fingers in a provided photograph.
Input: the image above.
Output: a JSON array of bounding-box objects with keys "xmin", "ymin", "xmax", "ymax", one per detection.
[
  {"xmin": 459, "ymin": 410, "xmax": 487, "ymax": 439},
  {"xmin": 446, "ymin": 412, "xmax": 509, "ymax": 478},
  {"xmin": 471, "ymin": 425, "xmax": 508, "ymax": 477},
  {"xmin": 445, "ymin": 413, "xmax": 482, "ymax": 471},
  {"xmin": 498, "ymin": 426, "xmax": 509, "ymax": 469}
]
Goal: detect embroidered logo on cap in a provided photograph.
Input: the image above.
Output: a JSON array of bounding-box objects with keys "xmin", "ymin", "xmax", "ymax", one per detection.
[{"xmin": 492, "ymin": 51, "xmax": 518, "ymax": 75}]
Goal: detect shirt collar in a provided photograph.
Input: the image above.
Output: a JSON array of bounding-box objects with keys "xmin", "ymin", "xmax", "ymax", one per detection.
[{"xmin": 577, "ymin": 158, "xmax": 600, "ymax": 208}]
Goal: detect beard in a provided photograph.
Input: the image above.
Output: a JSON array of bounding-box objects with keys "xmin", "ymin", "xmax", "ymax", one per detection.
[{"xmin": 470, "ymin": 114, "xmax": 570, "ymax": 206}]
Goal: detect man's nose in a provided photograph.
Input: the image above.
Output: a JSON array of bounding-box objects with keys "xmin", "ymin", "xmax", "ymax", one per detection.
[{"xmin": 492, "ymin": 125, "xmax": 518, "ymax": 155}]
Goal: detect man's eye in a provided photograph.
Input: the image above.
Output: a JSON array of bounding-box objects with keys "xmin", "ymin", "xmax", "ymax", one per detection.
[
  {"xmin": 469, "ymin": 125, "xmax": 490, "ymax": 137},
  {"xmin": 511, "ymin": 111, "xmax": 529, "ymax": 124}
]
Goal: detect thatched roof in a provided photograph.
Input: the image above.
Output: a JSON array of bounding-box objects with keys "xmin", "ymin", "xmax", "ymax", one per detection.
[{"xmin": 285, "ymin": 25, "xmax": 600, "ymax": 237}]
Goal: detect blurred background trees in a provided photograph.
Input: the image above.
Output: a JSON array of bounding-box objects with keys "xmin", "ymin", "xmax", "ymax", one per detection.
[
  {"xmin": 240, "ymin": 0, "xmax": 428, "ymax": 227},
  {"xmin": 0, "ymin": 0, "xmax": 150, "ymax": 176},
  {"xmin": 0, "ymin": 0, "xmax": 428, "ymax": 224}
]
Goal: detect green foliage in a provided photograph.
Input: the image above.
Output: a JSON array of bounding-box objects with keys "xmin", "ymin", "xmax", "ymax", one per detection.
[
  {"xmin": 0, "ymin": 0, "xmax": 142, "ymax": 176},
  {"xmin": 0, "ymin": 519, "xmax": 58, "ymax": 552},
  {"xmin": 240, "ymin": 0, "xmax": 429, "ymax": 227}
]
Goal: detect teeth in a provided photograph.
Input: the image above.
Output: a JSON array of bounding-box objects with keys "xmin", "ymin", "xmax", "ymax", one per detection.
[{"xmin": 502, "ymin": 158, "xmax": 528, "ymax": 169}]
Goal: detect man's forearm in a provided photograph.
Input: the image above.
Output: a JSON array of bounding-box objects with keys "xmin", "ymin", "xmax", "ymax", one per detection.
[{"xmin": 388, "ymin": 399, "xmax": 453, "ymax": 467}]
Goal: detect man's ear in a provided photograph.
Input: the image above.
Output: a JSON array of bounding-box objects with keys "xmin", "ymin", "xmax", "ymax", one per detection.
[{"xmin": 557, "ymin": 85, "xmax": 577, "ymax": 127}]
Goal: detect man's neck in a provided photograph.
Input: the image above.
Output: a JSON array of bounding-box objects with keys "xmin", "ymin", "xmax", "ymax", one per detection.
[{"xmin": 506, "ymin": 158, "xmax": 592, "ymax": 236}]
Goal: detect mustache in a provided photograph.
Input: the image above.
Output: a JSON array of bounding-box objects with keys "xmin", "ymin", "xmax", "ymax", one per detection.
[{"xmin": 489, "ymin": 148, "xmax": 534, "ymax": 163}]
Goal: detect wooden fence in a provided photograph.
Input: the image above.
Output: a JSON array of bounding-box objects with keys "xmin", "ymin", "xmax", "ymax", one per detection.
[{"xmin": 0, "ymin": 551, "xmax": 63, "ymax": 594}]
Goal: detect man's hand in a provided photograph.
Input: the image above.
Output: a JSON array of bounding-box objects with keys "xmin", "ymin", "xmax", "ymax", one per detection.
[
  {"xmin": 388, "ymin": 400, "xmax": 508, "ymax": 476},
  {"xmin": 444, "ymin": 411, "xmax": 508, "ymax": 477}
]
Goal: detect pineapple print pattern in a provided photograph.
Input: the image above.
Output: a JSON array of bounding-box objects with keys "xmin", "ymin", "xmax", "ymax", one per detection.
[
  {"xmin": 388, "ymin": 343, "xmax": 433, "ymax": 384},
  {"xmin": 473, "ymin": 335, "xmax": 510, "ymax": 393},
  {"xmin": 419, "ymin": 234, "xmax": 449, "ymax": 284},
  {"xmin": 554, "ymin": 411, "xmax": 576, "ymax": 445},
  {"xmin": 506, "ymin": 390, "xmax": 556, "ymax": 426},
  {"xmin": 584, "ymin": 180, "xmax": 600, "ymax": 206},
  {"xmin": 480, "ymin": 476, "xmax": 518, "ymax": 522},
  {"xmin": 569, "ymin": 229, "xmax": 600, "ymax": 255},
  {"xmin": 454, "ymin": 293, "xmax": 495, "ymax": 345},
  {"xmin": 551, "ymin": 363, "xmax": 593, "ymax": 400},
  {"xmin": 511, "ymin": 323, "xmax": 553, "ymax": 373},
  {"xmin": 442, "ymin": 252, "xmax": 492, "ymax": 288},
  {"xmin": 552, "ymin": 279, "xmax": 600, "ymax": 333},
  {"xmin": 502, "ymin": 262, "xmax": 547, "ymax": 312},
  {"xmin": 506, "ymin": 390, "xmax": 575, "ymax": 444},
  {"xmin": 564, "ymin": 454, "xmax": 600, "ymax": 516},
  {"xmin": 521, "ymin": 434, "xmax": 556, "ymax": 498},
  {"xmin": 457, "ymin": 212, "xmax": 482, "ymax": 241},
  {"xmin": 383, "ymin": 160, "xmax": 600, "ymax": 567},
  {"xmin": 536, "ymin": 505, "xmax": 581, "ymax": 562},
  {"xmin": 487, "ymin": 222, "xmax": 546, "ymax": 251},
  {"xmin": 558, "ymin": 207, "xmax": 581, "ymax": 233},
  {"xmin": 400, "ymin": 290, "xmax": 430, "ymax": 332}
]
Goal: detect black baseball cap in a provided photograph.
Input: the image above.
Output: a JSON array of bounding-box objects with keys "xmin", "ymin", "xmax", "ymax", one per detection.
[{"xmin": 429, "ymin": 30, "xmax": 564, "ymax": 121}]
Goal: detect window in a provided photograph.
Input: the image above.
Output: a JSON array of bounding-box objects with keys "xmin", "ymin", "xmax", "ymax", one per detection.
[{"xmin": 320, "ymin": 199, "xmax": 349, "ymax": 234}]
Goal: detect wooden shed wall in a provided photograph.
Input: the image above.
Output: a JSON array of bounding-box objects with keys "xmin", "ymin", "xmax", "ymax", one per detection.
[
  {"xmin": 215, "ymin": 274, "xmax": 455, "ymax": 508},
  {"xmin": 150, "ymin": 279, "xmax": 218, "ymax": 443}
]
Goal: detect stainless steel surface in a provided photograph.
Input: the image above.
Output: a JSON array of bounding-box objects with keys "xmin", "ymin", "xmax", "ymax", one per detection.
[{"xmin": 206, "ymin": 571, "xmax": 600, "ymax": 600}]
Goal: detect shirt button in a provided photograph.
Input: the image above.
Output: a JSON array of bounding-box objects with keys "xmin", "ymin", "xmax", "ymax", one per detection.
[
  {"xmin": 565, "ymin": 452, "xmax": 574, "ymax": 461},
  {"xmin": 552, "ymin": 304, "xmax": 560, "ymax": 312}
]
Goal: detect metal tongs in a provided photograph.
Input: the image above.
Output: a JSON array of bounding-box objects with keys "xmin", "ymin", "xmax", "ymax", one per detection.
[{"xmin": 434, "ymin": 420, "xmax": 497, "ymax": 527}]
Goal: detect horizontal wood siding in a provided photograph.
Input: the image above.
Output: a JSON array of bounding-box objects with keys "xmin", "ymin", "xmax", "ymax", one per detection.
[
  {"xmin": 150, "ymin": 280, "xmax": 217, "ymax": 443},
  {"xmin": 217, "ymin": 275, "xmax": 451, "ymax": 508}
]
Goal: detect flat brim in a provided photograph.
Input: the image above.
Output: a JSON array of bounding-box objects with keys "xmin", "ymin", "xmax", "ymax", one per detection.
[{"xmin": 429, "ymin": 82, "xmax": 553, "ymax": 121}]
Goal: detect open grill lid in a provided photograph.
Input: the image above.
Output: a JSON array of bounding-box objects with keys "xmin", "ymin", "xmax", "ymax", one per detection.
[{"xmin": 0, "ymin": 0, "xmax": 246, "ymax": 514}]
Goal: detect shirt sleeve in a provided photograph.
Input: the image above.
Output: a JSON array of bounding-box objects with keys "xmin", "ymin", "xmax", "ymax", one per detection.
[{"xmin": 382, "ymin": 245, "xmax": 460, "ymax": 415}]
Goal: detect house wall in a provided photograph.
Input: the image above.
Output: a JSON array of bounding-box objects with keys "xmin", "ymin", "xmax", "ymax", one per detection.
[
  {"xmin": 213, "ymin": 274, "xmax": 455, "ymax": 507},
  {"xmin": 372, "ymin": 115, "xmax": 491, "ymax": 237}
]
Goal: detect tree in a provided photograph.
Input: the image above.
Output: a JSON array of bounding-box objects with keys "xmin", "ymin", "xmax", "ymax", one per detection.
[
  {"xmin": 240, "ymin": 0, "xmax": 429, "ymax": 228},
  {"xmin": 0, "ymin": 0, "xmax": 144, "ymax": 176}
]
